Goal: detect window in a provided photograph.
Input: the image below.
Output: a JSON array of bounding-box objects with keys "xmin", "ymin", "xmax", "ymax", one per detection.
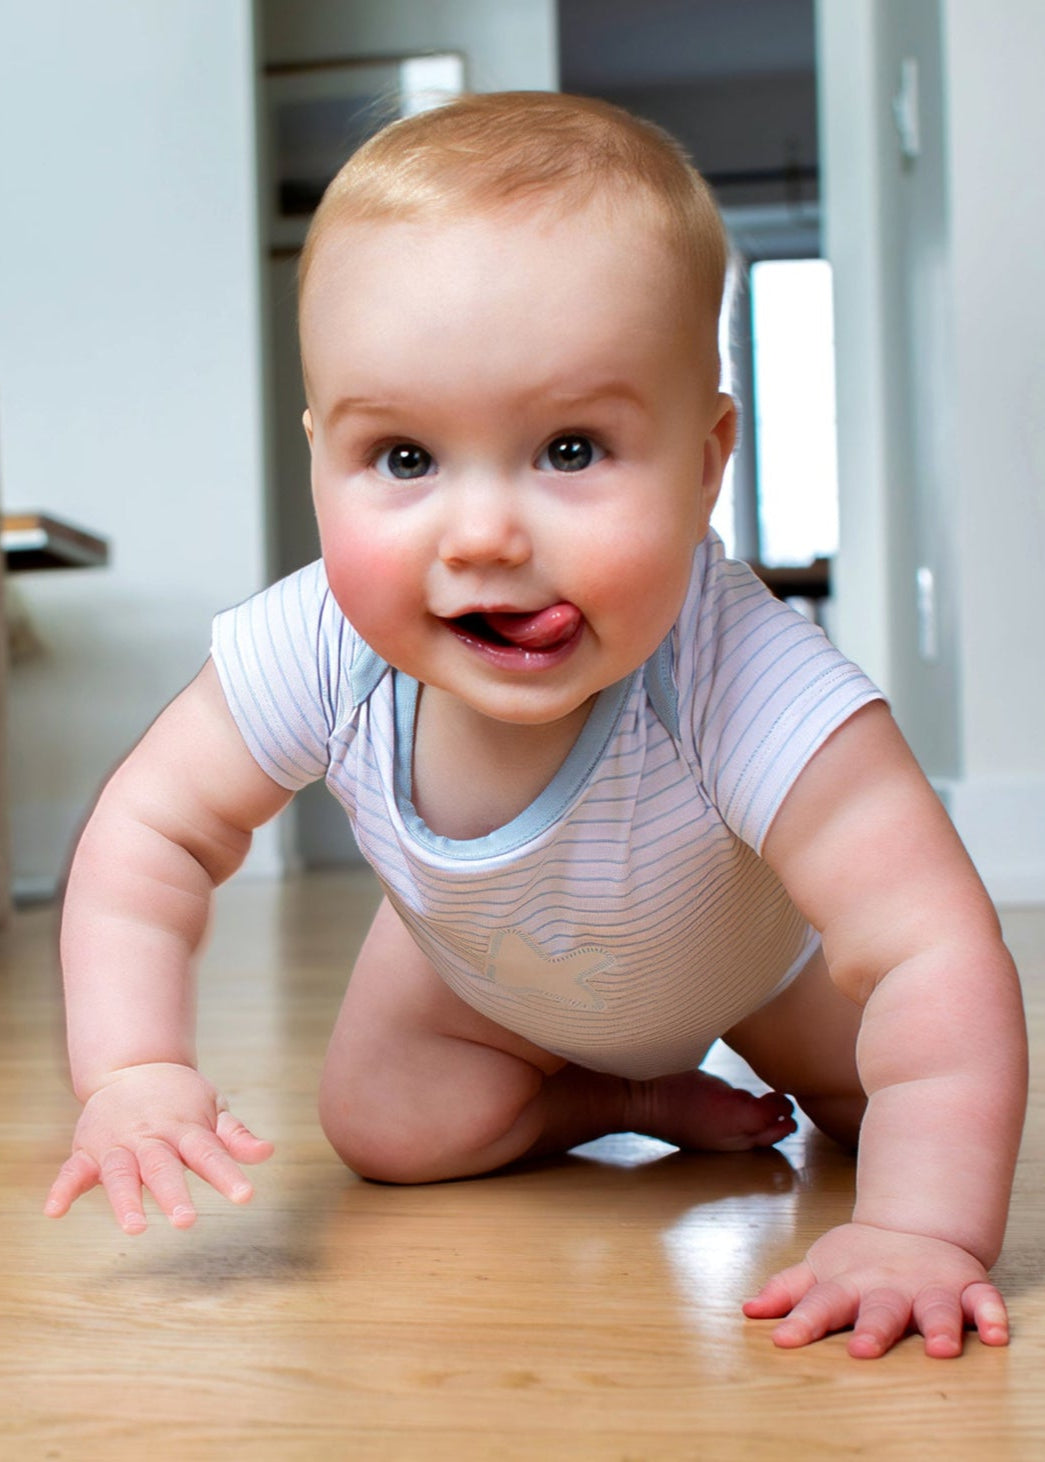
[{"xmin": 713, "ymin": 256, "xmax": 838, "ymax": 570}]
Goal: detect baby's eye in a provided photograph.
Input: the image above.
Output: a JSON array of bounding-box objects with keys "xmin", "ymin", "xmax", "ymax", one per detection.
[
  {"xmin": 537, "ymin": 434, "xmax": 605, "ymax": 474},
  {"xmin": 374, "ymin": 443, "xmax": 435, "ymax": 480}
]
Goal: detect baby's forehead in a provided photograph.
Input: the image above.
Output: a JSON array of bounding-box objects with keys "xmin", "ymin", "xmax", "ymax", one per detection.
[
  {"xmin": 299, "ymin": 202, "xmax": 720, "ymax": 410},
  {"xmin": 303, "ymin": 189, "xmax": 699, "ymax": 318},
  {"xmin": 305, "ymin": 208, "xmax": 709, "ymax": 367}
]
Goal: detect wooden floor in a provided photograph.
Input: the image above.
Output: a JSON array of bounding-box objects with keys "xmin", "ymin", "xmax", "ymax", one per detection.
[{"xmin": 1, "ymin": 868, "xmax": 1043, "ymax": 1460}]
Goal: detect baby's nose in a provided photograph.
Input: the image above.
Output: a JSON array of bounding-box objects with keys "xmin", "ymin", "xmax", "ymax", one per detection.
[{"xmin": 437, "ymin": 478, "xmax": 531, "ymax": 569}]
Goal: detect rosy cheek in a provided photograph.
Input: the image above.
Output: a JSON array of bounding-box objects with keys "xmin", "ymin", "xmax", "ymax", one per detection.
[{"xmin": 320, "ymin": 525, "xmax": 413, "ymax": 631}]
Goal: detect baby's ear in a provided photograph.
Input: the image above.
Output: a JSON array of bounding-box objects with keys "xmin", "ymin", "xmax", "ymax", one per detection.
[
  {"xmin": 302, "ymin": 408, "xmax": 314, "ymax": 447},
  {"xmin": 708, "ymin": 393, "xmax": 737, "ymax": 470},
  {"xmin": 700, "ymin": 393, "xmax": 737, "ymax": 507}
]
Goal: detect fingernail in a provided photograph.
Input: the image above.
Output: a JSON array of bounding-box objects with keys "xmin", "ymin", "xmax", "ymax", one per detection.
[
  {"xmin": 123, "ymin": 1213, "xmax": 147, "ymax": 1233},
  {"xmin": 170, "ymin": 1205, "xmax": 196, "ymax": 1228}
]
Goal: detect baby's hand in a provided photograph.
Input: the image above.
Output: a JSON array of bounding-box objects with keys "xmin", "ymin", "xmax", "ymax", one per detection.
[
  {"xmin": 743, "ymin": 1222, "xmax": 1009, "ymax": 1358},
  {"xmin": 44, "ymin": 1062, "xmax": 274, "ymax": 1233}
]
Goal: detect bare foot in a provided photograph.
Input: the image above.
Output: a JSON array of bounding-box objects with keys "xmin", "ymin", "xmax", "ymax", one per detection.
[{"xmin": 623, "ymin": 1070, "xmax": 796, "ymax": 1151}]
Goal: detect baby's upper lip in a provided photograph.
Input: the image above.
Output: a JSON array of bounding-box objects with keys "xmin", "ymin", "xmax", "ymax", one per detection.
[{"xmin": 435, "ymin": 597, "xmax": 549, "ymax": 616}]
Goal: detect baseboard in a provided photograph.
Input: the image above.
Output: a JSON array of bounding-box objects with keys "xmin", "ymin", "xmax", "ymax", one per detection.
[{"xmin": 937, "ymin": 776, "xmax": 1045, "ymax": 906}]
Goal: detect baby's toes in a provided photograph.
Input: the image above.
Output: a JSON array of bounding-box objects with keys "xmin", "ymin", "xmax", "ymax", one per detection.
[
  {"xmin": 746, "ymin": 1091, "xmax": 799, "ymax": 1148},
  {"xmin": 628, "ymin": 1071, "xmax": 796, "ymax": 1151}
]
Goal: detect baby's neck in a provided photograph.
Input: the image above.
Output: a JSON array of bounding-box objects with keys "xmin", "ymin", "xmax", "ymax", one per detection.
[{"xmin": 410, "ymin": 685, "xmax": 594, "ymax": 841}]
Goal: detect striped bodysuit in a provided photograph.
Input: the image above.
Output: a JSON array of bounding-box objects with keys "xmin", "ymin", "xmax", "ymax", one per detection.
[{"xmin": 212, "ymin": 532, "xmax": 882, "ymax": 1080}]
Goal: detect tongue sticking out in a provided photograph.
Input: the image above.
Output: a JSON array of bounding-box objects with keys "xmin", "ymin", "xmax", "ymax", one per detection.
[{"xmin": 482, "ymin": 603, "xmax": 582, "ymax": 651}]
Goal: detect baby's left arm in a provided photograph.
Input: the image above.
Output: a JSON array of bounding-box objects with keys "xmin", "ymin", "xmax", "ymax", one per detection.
[{"xmin": 751, "ymin": 702, "xmax": 1028, "ymax": 1358}]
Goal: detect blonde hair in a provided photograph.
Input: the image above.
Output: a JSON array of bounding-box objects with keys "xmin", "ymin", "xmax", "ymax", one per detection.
[{"xmin": 299, "ymin": 91, "xmax": 728, "ymax": 335}]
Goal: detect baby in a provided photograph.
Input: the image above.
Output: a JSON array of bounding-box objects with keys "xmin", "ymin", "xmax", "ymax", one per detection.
[{"xmin": 46, "ymin": 92, "xmax": 1027, "ymax": 1360}]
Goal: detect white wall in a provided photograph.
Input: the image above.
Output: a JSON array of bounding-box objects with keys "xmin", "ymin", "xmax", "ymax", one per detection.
[
  {"xmin": 0, "ymin": 1, "xmax": 275, "ymax": 895},
  {"xmin": 817, "ymin": 0, "xmax": 960, "ymax": 773},
  {"xmin": 942, "ymin": 0, "xmax": 1045, "ymax": 900},
  {"xmin": 818, "ymin": 0, "xmax": 1045, "ymax": 902}
]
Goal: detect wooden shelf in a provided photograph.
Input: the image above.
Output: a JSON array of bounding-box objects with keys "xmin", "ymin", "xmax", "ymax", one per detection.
[{"xmin": 2, "ymin": 513, "xmax": 109, "ymax": 573}]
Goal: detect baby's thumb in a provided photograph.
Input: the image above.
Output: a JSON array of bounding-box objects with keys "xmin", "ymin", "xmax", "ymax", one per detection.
[{"xmin": 216, "ymin": 1108, "xmax": 275, "ymax": 1163}]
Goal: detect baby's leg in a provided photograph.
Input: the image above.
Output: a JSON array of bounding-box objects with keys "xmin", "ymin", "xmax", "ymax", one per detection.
[
  {"xmin": 319, "ymin": 898, "xmax": 796, "ymax": 1184},
  {"xmin": 724, "ymin": 945, "xmax": 867, "ymax": 1148}
]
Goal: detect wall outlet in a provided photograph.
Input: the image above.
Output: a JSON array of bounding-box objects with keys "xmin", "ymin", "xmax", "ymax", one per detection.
[{"xmin": 893, "ymin": 56, "xmax": 921, "ymax": 162}]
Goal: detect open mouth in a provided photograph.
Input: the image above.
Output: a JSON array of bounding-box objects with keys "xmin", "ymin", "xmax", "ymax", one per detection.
[{"xmin": 446, "ymin": 603, "xmax": 583, "ymax": 659}]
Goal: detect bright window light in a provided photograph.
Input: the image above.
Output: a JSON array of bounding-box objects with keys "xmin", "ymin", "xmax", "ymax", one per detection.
[
  {"xmin": 709, "ymin": 264, "xmax": 739, "ymax": 556},
  {"xmin": 751, "ymin": 258, "xmax": 839, "ymax": 567},
  {"xmin": 399, "ymin": 54, "xmax": 466, "ymax": 118}
]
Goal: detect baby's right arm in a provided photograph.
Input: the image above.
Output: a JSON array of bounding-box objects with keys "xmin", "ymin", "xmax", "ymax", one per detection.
[{"xmin": 45, "ymin": 659, "xmax": 294, "ymax": 1231}]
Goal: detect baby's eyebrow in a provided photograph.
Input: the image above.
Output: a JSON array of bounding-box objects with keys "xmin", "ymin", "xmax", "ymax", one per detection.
[
  {"xmin": 547, "ymin": 379, "xmax": 643, "ymax": 404},
  {"xmin": 322, "ymin": 381, "xmax": 648, "ymax": 432},
  {"xmin": 326, "ymin": 396, "xmax": 401, "ymax": 428},
  {"xmin": 539, "ymin": 380, "xmax": 648, "ymax": 417}
]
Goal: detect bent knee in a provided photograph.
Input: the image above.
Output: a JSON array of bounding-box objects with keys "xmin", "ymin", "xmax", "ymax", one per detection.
[
  {"xmin": 318, "ymin": 1058, "xmax": 545, "ymax": 1184},
  {"xmin": 318, "ymin": 1076, "xmax": 424, "ymax": 1183},
  {"xmin": 320, "ymin": 1108, "xmax": 431, "ymax": 1185}
]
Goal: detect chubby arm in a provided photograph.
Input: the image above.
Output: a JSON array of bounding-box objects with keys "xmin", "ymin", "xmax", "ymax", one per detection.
[
  {"xmin": 750, "ymin": 702, "xmax": 1028, "ymax": 1357},
  {"xmin": 46, "ymin": 659, "xmax": 294, "ymax": 1230}
]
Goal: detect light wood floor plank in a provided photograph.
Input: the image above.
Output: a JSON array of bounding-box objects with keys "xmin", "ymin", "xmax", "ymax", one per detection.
[{"xmin": 1, "ymin": 870, "xmax": 1042, "ymax": 1459}]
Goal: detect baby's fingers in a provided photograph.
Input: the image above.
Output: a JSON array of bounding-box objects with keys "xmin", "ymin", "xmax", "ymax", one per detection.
[
  {"xmin": 962, "ymin": 1282, "xmax": 1010, "ymax": 1349},
  {"xmin": 742, "ymin": 1262, "xmax": 815, "ymax": 1321},
  {"xmin": 890, "ymin": 1282, "xmax": 1007, "ymax": 1359},
  {"xmin": 99, "ymin": 1145, "xmax": 151, "ymax": 1234},
  {"xmin": 44, "ymin": 1149, "xmax": 102, "ymax": 1219},
  {"xmin": 906, "ymin": 1284, "xmax": 968, "ymax": 1358},
  {"xmin": 215, "ymin": 1108, "xmax": 275, "ymax": 1165},
  {"xmin": 178, "ymin": 1126, "xmax": 257, "ymax": 1206},
  {"xmin": 765, "ymin": 1279, "xmax": 860, "ymax": 1350},
  {"xmin": 135, "ymin": 1137, "xmax": 200, "ymax": 1229},
  {"xmin": 849, "ymin": 1287, "xmax": 916, "ymax": 1359},
  {"xmin": 743, "ymin": 1265, "xmax": 860, "ymax": 1348}
]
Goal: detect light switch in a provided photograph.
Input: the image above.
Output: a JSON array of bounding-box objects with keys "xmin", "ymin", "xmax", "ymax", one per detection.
[{"xmin": 892, "ymin": 57, "xmax": 921, "ymax": 162}]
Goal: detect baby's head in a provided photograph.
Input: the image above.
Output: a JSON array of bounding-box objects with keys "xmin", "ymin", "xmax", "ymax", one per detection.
[
  {"xmin": 298, "ymin": 93, "xmax": 738, "ymax": 725},
  {"xmin": 298, "ymin": 90, "xmax": 729, "ymax": 396}
]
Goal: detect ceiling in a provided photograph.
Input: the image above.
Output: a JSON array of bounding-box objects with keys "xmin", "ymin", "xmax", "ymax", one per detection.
[{"xmin": 558, "ymin": 0, "xmax": 816, "ymax": 91}]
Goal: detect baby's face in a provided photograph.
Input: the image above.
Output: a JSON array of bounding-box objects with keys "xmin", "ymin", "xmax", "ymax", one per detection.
[{"xmin": 301, "ymin": 198, "xmax": 735, "ymax": 731}]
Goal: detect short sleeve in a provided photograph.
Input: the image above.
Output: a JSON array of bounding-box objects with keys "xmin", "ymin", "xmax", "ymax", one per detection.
[
  {"xmin": 210, "ymin": 560, "xmax": 354, "ymax": 791},
  {"xmin": 680, "ymin": 542, "xmax": 885, "ymax": 854}
]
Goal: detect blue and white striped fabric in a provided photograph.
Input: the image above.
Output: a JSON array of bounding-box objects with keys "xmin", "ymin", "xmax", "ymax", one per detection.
[{"xmin": 212, "ymin": 532, "xmax": 883, "ymax": 1078}]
